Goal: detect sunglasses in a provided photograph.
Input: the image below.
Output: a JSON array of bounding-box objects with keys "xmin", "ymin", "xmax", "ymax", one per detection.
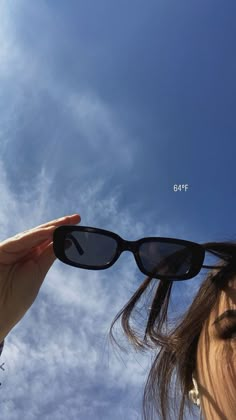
[{"xmin": 52, "ymin": 225, "xmax": 220, "ymax": 281}]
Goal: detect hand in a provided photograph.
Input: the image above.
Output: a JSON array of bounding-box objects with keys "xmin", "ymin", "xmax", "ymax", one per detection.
[{"xmin": 0, "ymin": 214, "xmax": 81, "ymax": 341}]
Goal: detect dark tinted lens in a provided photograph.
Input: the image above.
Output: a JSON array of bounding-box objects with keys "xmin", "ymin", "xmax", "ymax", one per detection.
[
  {"xmin": 64, "ymin": 231, "xmax": 118, "ymax": 267},
  {"xmin": 139, "ymin": 241, "xmax": 193, "ymax": 277}
]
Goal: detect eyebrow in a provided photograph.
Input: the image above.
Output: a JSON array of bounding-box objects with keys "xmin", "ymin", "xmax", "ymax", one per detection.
[{"xmin": 213, "ymin": 309, "xmax": 236, "ymax": 325}]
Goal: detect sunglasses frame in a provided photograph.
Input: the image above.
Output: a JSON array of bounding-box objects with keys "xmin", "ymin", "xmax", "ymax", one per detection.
[{"xmin": 52, "ymin": 225, "xmax": 218, "ymax": 281}]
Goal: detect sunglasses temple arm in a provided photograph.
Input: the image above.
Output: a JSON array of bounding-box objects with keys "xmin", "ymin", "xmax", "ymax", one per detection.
[
  {"xmin": 201, "ymin": 265, "xmax": 222, "ymax": 269},
  {"xmin": 67, "ymin": 234, "xmax": 84, "ymax": 255}
]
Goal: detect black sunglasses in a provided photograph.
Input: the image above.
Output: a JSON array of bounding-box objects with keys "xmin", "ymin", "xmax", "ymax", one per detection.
[{"xmin": 53, "ymin": 225, "xmax": 220, "ymax": 281}]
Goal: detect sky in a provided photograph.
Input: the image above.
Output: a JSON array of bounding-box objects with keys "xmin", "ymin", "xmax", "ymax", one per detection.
[{"xmin": 0, "ymin": 0, "xmax": 235, "ymax": 419}]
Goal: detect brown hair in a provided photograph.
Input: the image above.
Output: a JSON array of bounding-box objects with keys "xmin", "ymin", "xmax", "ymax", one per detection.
[{"xmin": 108, "ymin": 240, "xmax": 236, "ymax": 420}]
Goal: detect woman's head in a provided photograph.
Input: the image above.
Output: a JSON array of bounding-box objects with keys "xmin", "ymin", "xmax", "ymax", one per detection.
[{"xmin": 109, "ymin": 240, "xmax": 236, "ymax": 420}]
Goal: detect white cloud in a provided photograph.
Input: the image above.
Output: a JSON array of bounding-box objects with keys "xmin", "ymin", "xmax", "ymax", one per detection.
[{"xmin": 65, "ymin": 91, "xmax": 134, "ymax": 167}]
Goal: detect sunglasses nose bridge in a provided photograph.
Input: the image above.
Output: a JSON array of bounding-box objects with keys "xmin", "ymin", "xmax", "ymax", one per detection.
[{"xmin": 120, "ymin": 239, "xmax": 138, "ymax": 254}]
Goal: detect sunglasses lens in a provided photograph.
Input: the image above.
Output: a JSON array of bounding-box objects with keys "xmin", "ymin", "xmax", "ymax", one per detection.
[
  {"xmin": 139, "ymin": 241, "xmax": 193, "ymax": 277},
  {"xmin": 64, "ymin": 231, "xmax": 118, "ymax": 267}
]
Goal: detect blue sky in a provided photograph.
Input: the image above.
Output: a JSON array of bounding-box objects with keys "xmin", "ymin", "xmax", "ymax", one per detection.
[{"xmin": 0, "ymin": 1, "xmax": 235, "ymax": 419}]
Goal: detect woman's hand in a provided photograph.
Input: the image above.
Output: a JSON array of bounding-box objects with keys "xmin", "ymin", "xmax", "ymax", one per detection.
[{"xmin": 0, "ymin": 214, "xmax": 81, "ymax": 341}]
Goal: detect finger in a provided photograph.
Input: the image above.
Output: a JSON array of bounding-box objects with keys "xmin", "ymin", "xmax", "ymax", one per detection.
[
  {"xmin": 0, "ymin": 214, "xmax": 81, "ymax": 252},
  {"xmin": 0, "ymin": 226, "xmax": 56, "ymax": 252},
  {"xmin": 3, "ymin": 214, "xmax": 81, "ymax": 241},
  {"xmin": 33, "ymin": 214, "xmax": 81, "ymax": 230},
  {"xmin": 0, "ymin": 230, "xmax": 55, "ymax": 264}
]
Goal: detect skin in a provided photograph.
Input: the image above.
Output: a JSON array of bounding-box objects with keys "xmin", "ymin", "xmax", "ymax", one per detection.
[
  {"xmin": 0, "ymin": 214, "xmax": 81, "ymax": 342},
  {"xmin": 195, "ymin": 276, "xmax": 236, "ymax": 419}
]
